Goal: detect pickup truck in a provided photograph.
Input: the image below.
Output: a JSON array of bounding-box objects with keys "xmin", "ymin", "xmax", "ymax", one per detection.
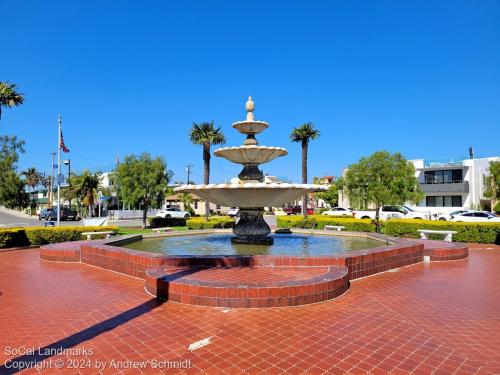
[{"xmin": 353, "ymin": 205, "xmax": 431, "ymax": 220}]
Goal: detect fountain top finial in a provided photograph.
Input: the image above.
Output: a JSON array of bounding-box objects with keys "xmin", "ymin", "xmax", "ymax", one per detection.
[{"xmin": 245, "ymin": 96, "xmax": 255, "ymax": 121}]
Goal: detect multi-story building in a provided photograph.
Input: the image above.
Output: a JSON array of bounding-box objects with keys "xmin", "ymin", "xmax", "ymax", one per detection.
[
  {"xmin": 409, "ymin": 156, "xmax": 499, "ymax": 213},
  {"xmin": 338, "ymin": 155, "xmax": 499, "ymax": 213}
]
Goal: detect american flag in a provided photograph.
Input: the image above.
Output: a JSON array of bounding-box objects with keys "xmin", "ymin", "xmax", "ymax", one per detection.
[{"xmin": 60, "ymin": 129, "xmax": 70, "ymax": 153}]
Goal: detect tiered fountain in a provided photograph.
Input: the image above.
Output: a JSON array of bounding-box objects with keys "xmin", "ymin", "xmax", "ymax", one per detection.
[{"xmin": 174, "ymin": 97, "xmax": 327, "ymax": 245}]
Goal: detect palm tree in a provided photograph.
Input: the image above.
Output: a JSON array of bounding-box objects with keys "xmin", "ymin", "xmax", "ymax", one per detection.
[
  {"xmin": 189, "ymin": 121, "xmax": 226, "ymax": 220},
  {"xmin": 180, "ymin": 192, "xmax": 194, "ymax": 215},
  {"xmin": 290, "ymin": 122, "xmax": 320, "ymax": 218},
  {"xmin": 76, "ymin": 171, "xmax": 101, "ymax": 217},
  {"xmin": 21, "ymin": 167, "xmax": 42, "ymax": 192},
  {"xmin": 21, "ymin": 167, "xmax": 41, "ymax": 215},
  {"xmin": 0, "ymin": 82, "xmax": 24, "ymax": 120}
]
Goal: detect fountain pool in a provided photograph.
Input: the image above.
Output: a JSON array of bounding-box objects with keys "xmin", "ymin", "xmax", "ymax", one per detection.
[{"xmin": 123, "ymin": 233, "xmax": 385, "ymax": 256}]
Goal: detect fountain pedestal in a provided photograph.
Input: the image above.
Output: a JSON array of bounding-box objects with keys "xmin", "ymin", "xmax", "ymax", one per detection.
[{"xmin": 232, "ymin": 208, "xmax": 273, "ymax": 245}]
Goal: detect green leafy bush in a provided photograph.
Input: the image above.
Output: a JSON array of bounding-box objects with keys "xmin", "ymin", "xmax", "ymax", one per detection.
[
  {"xmin": 187, "ymin": 216, "xmax": 235, "ymax": 230},
  {"xmin": 384, "ymin": 219, "xmax": 500, "ymax": 244},
  {"xmin": 277, "ymin": 215, "xmax": 376, "ymax": 232},
  {"xmin": 494, "ymin": 202, "xmax": 500, "ymax": 214},
  {"xmin": 148, "ymin": 217, "xmax": 187, "ymax": 228},
  {"xmin": 0, "ymin": 226, "xmax": 119, "ymax": 248},
  {"xmin": 0, "ymin": 228, "xmax": 29, "ymax": 248}
]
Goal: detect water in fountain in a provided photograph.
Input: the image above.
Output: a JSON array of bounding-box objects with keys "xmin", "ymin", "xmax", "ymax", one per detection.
[{"xmin": 174, "ymin": 97, "xmax": 327, "ymax": 244}]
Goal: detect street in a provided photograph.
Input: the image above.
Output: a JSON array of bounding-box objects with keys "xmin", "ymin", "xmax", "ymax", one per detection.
[{"xmin": 0, "ymin": 207, "xmax": 278, "ymax": 228}]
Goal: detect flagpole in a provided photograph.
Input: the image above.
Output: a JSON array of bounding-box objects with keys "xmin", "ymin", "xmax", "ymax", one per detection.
[{"xmin": 57, "ymin": 114, "xmax": 62, "ymax": 226}]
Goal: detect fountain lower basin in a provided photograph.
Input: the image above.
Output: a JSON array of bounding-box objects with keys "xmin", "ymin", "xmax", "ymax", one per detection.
[{"xmin": 173, "ymin": 182, "xmax": 326, "ymax": 208}]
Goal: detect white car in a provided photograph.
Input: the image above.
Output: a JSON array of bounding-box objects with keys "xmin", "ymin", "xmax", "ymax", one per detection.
[
  {"xmin": 354, "ymin": 205, "xmax": 431, "ymax": 220},
  {"xmin": 322, "ymin": 207, "xmax": 353, "ymax": 217},
  {"xmin": 227, "ymin": 207, "xmax": 239, "ymax": 217},
  {"xmin": 450, "ymin": 211, "xmax": 500, "ymax": 222},
  {"xmin": 436, "ymin": 210, "xmax": 471, "ymax": 221},
  {"xmin": 156, "ymin": 207, "xmax": 191, "ymax": 219}
]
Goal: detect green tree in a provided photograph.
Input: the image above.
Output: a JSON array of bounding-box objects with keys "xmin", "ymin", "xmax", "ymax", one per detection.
[
  {"xmin": 290, "ymin": 122, "xmax": 320, "ymax": 218},
  {"xmin": 484, "ymin": 160, "xmax": 500, "ymax": 213},
  {"xmin": 115, "ymin": 153, "xmax": 172, "ymax": 228},
  {"xmin": 22, "ymin": 167, "xmax": 42, "ymax": 191},
  {"xmin": 21, "ymin": 167, "xmax": 42, "ymax": 214},
  {"xmin": 0, "ymin": 136, "xmax": 28, "ymax": 209},
  {"xmin": 76, "ymin": 171, "xmax": 101, "ymax": 218},
  {"xmin": 0, "ymin": 171, "xmax": 29, "ymax": 209},
  {"xmin": 0, "ymin": 82, "xmax": 24, "ymax": 120},
  {"xmin": 344, "ymin": 151, "xmax": 423, "ymax": 232},
  {"xmin": 316, "ymin": 178, "xmax": 344, "ymax": 207},
  {"xmin": 180, "ymin": 192, "xmax": 195, "ymax": 215},
  {"xmin": 189, "ymin": 121, "xmax": 226, "ymax": 220}
]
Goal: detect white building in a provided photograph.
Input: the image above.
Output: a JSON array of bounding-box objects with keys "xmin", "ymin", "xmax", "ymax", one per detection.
[
  {"xmin": 338, "ymin": 155, "xmax": 499, "ymax": 214},
  {"xmin": 409, "ymin": 156, "xmax": 499, "ymax": 213}
]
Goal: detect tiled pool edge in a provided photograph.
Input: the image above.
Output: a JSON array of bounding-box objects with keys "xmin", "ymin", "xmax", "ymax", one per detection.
[{"xmin": 39, "ymin": 231, "xmax": 468, "ymax": 308}]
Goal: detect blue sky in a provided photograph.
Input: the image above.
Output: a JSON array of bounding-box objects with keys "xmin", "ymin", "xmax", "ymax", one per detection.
[{"xmin": 2, "ymin": 0, "xmax": 499, "ymax": 184}]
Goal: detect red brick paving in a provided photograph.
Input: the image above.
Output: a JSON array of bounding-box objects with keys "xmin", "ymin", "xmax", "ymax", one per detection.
[{"xmin": 0, "ymin": 246, "xmax": 499, "ymax": 374}]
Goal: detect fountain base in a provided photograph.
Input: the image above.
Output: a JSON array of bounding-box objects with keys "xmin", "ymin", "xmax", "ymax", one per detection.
[
  {"xmin": 232, "ymin": 208, "xmax": 273, "ymax": 245},
  {"xmin": 231, "ymin": 236, "xmax": 274, "ymax": 245}
]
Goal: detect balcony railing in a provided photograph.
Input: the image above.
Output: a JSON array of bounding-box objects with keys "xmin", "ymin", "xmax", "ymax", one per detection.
[{"xmin": 422, "ymin": 180, "xmax": 467, "ymax": 185}]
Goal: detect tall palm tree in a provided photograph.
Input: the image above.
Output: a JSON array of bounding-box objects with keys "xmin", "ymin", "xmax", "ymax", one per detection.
[
  {"xmin": 77, "ymin": 171, "xmax": 101, "ymax": 217},
  {"xmin": 290, "ymin": 122, "xmax": 320, "ymax": 218},
  {"xmin": 0, "ymin": 82, "xmax": 24, "ymax": 120},
  {"xmin": 21, "ymin": 167, "xmax": 42, "ymax": 192},
  {"xmin": 21, "ymin": 167, "xmax": 41, "ymax": 215},
  {"xmin": 189, "ymin": 121, "xmax": 226, "ymax": 220}
]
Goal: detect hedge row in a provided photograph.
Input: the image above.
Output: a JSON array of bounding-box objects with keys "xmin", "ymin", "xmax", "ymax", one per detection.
[
  {"xmin": 277, "ymin": 215, "xmax": 376, "ymax": 232},
  {"xmin": 384, "ymin": 219, "xmax": 500, "ymax": 244},
  {"xmin": 186, "ymin": 216, "xmax": 235, "ymax": 230},
  {"xmin": 0, "ymin": 226, "xmax": 119, "ymax": 248},
  {"xmin": 148, "ymin": 217, "xmax": 187, "ymax": 228}
]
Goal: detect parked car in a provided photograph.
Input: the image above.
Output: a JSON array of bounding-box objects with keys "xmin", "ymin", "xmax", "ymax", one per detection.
[
  {"xmin": 436, "ymin": 210, "xmax": 471, "ymax": 221},
  {"xmin": 227, "ymin": 207, "xmax": 239, "ymax": 217},
  {"xmin": 353, "ymin": 205, "xmax": 431, "ymax": 220},
  {"xmin": 273, "ymin": 208, "xmax": 287, "ymax": 216},
  {"xmin": 322, "ymin": 207, "xmax": 353, "ymax": 217},
  {"xmin": 449, "ymin": 211, "xmax": 500, "ymax": 222},
  {"xmin": 283, "ymin": 206, "xmax": 302, "ymax": 215},
  {"xmin": 156, "ymin": 207, "xmax": 191, "ymax": 218},
  {"xmin": 38, "ymin": 208, "xmax": 54, "ymax": 220},
  {"xmin": 46, "ymin": 208, "xmax": 79, "ymax": 221}
]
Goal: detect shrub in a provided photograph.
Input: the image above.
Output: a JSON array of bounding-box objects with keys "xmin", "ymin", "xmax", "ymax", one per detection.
[
  {"xmin": 187, "ymin": 216, "xmax": 235, "ymax": 230},
  {"xmin": 148, "ymin": 217, "xmax": 187, "ymax": 228},
  {"xmin": 0, "ymin": 226, "xmax": 119, "ymax": 248},
  {"xmin": 494, "ymin": 202, "xmax": 500, "ymax": 214},
  {"xmin": 0, "ymin": 228, "xmax": 29, "ymax": 248},
  {"xmin": 384, "ymin": 219, "xmax": 500, "ymax": 244},
  {"xmin": 277, "ymin": 215, "xmax": 376, "ymax": 232}
]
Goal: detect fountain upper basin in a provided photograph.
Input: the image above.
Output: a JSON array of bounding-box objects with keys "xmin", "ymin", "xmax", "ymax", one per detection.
[
  {"xmin": 214, "ymin": 145, "xmax": 288, "ymax": 164},
  {"xmin": 232, "ymin": 120, "xmax": 269, "ymax": 135},
  {"xmin": 174, "ymin": 183, "xmax": 327, "ymax": 207}
]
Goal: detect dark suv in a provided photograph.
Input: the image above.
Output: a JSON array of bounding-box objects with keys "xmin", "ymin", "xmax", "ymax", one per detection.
[{"xmin": 46, "ymin": 208, "xmax": 79, "ymax": 221}]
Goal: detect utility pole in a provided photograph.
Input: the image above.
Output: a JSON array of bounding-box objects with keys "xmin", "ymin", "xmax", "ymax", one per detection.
[
  {"xmin": 57, "ymin": 114, "xmax": 62, "ymax": 226},
  {"xmin": 186, "ymin": 164, "xmax": 193, "ymax": 184},
  {"xmin": 49, "ymin": 152, "xmax": 56, "ymax": 209},
  {"xmin": 63, "ymin": 159, "xmax": 71, "ymax": 208}
]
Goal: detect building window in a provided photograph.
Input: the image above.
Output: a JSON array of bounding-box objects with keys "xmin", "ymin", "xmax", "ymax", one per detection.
[
  {"xmin": 194, "ymin": 201, "xmax": 198, "ymax": 209},
  {"xmin": 424, "ymin": 169, "xmax": 463, "ymax": 184},
  {"xmin": 426, "ymin": 195, "xmax": 462, "ymax": 207}
]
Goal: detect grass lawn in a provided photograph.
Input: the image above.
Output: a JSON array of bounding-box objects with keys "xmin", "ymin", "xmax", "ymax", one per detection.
[{"xmin": 117, "ymin": 226, "xmax": 188, "ymax": 235}]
